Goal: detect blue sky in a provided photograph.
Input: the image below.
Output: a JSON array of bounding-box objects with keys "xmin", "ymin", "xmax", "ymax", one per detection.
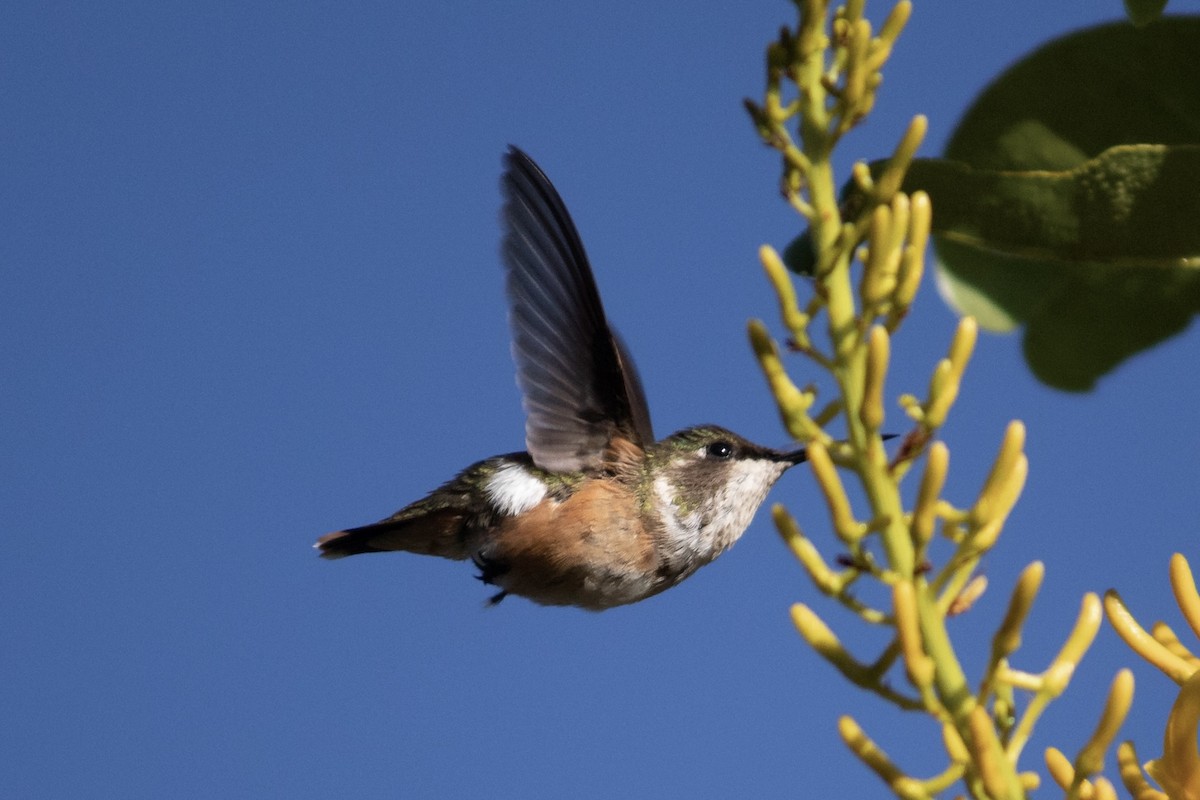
[{"xmin": 4, "ymin": 2, "xmax": 1199, "ymax": 797}]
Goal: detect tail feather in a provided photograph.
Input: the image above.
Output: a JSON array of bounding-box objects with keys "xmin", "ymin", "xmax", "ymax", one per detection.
[
  {"xmin": 316, "ymin": 509, "xmax": 469, "ymax": 561},
  {"xmin": 315, "ymin": 524, "xmax": 397, "ymax": 559}
]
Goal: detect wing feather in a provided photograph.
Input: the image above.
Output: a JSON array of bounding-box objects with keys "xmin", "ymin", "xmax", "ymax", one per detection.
[{"xmin": 500, "ymin": 147, "xmax": 654, "ymax": 472}]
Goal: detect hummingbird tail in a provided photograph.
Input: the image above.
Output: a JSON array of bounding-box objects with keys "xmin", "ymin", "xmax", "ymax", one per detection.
[
  {"xmin": 315, "ymin": 526, "xmax": 386, "ymax": 559},
  {"xmin": 315, "ymin": 511, "xmax": 469, "ymax": 561}
]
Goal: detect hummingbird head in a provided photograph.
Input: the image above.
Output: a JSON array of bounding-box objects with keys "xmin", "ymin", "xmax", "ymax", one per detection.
[{"xmin": 647, "ymin": 425, "xmax": 806, "ymax": 574}]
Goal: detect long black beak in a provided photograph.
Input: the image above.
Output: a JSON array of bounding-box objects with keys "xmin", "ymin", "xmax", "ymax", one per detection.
[
  {"xmin": 777, "ymin": 433, "xmax": 898, "ymax": 466},
  {"xmin": 779, "ymin": 448, "xmax": 808, "ymax": 465}
]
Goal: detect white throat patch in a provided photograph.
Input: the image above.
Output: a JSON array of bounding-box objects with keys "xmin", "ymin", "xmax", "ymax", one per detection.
[
  {"xmin": 707, "ymin": 458, "xmax": 788, "ymax": 541},
  {"xmin": 484, "ymin": 462, "xmax": 548, "ymax": 516},
  {"xmin": 659, "ymin": 457, "xmax": 789, "ymax": 559}
]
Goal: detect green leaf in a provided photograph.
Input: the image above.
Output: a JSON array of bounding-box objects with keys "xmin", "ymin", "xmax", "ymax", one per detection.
[
  {"xmin": 913, "ymin": 147, "xmax": 1200, "ymax": 265},
  {"xmin": 932, "ymin": 18, "xmax": 1200, "ymax": 390},
  {"xmin": 933, "ymin": 219, "xmax": 1200, "ymax": 392},
  {"xmin": 846, "ymin": 146, "xmax": 1200, "ymax": 391},
  {"xmin": 783, "ymin": 19, "xmax": 1200, "ymax": 390},
  {"xmin": 1125, "ymin": 0, "xmax": 1169, "ymax": 27},
  {"xmin": 944, "ymin": 19, "xmax": 1200, "ymax": 171}
]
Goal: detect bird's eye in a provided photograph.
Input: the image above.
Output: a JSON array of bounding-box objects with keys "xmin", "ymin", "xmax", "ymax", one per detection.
[{"xmin": 705, "ymin": 441, "xmax": 734, "ymax": 460}]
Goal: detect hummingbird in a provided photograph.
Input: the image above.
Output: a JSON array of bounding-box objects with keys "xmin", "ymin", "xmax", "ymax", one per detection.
[{"xmin": 316, "ymin": 146, "xmax": 807, "ymax": 610}]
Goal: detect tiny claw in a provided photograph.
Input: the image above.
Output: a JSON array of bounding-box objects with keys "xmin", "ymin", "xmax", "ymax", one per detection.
[{"xmin": 472, "ymin": 551, "xmax": 510, "ymax": 603}]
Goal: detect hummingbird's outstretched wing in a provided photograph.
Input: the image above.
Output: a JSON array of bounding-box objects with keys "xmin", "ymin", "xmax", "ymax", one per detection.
[
  {"xmin": 611, "ymin": 330, "xmax": 653, "ymax": 457},
  {"xmin": 501, "ymin": 147, "xmax": 654, "ymax": 473}
]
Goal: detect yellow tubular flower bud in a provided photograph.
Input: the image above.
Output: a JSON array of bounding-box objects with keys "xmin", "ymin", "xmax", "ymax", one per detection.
[
  {"xmin": 863, "ymin": 41, "xmax": 892, "ymax": 75},
  {"xmin": 748, "ymin": 320, "xmax": 820, "ymax": 442},
  {"xmin": 774, "ymin": 504, "xmax": 841, "ymax": 595},
  {"xmin": 807, "ymin": 441, "xmax": 861, "ymax": 543},
  {"xmin": 967, "ymin": 706, "xmax": 1011, "ymax": 800},
  {"xmin": 1170, "ymin": 554, "xmax": 1200, "ymax": 643},
  {"xmin": 974, "ymin": 421, "xmax": 1026, "ymax": 525},
  {"xmin": 1053, "ymin": 592, "xmax": 1103, "ymax": 675},
  {"xmin": 988, "ymin": 455, "xmax": 1028, "ymax": 529},
  {"xmin": 966, "ymin": 456, "xmax": 1027, "ymax": 558},
  {"xmin": 837, "ymin": 716, "xmax": 909, "ymax": 792},
  {"xmin": 921, "ymin": 317, "xmax": 977, "ymax": 430},
  {"xmin": 948, "ymin": 316, "xmax": 977, "ymax": 377},
  {"xmin": 942, "ymin": 722, "xmax": 968, "ymax": 763},
  {"xmin": 866, "ymin": 201, "xmax": 908, "ymax": 310},
  {"xmin": 1147, "ymin": 671, "xmax": 1200, "ymax": 800},
  {"xmin": 1076, "ymin": 669, "xmax": 1135, "ymax": 779},
  {"xmin": 899, "ymin": 392, "xmax": 925, "ymax": 424},
  {"xmin": 1093, "ymin": 776, "xmax": 1119, "ymax": 800},
  {"xmin": 875, "ymin": 115, "xmax": 927, "ymax": 204},
  {"xmin": 842, "ymin": 20, "xmax": 871, "ymax": 111},
  {"xmin": 860, "ymin": 325, "xmax": 889, "ymax": 432},
  {"xmin": 759, "ymin": 245, "xmax": 810, "ymax": 344},
  {"xmin": 1152, "ymin": 622, "xmax": 1200, "ymax": 667},
  {"xmin": 992, "ymin": 561, "xmax": 1044, "ymax": 661},
  {"xmin": 1105, "ymin": 590, "xmax": 1196, "ymax": 683},
  {"xmin": 877, "ymin": 1, "xmax": 912, "ymax": 49},
  {"xmin": 1117, "ymin": 741, "xmax": 1166, "ymax": 800},
  {"xmin": 861, "ymin": 204, "xmax": 893, "ymax": 306},
  {"xmin": 912, "ymin": 441, "xmax": 948, "ymax": 547},
  {"xmin": 1044, "ymin": 747, "xmax": 1077, "ymax": 792},
  {"xmin": 900, "ymin": 191, "xmax": 930, "ymax": 290},
  {"xmin": 885, "ymin": 193, "xmax": 911, "ymax": 272},
  {"xmin": 790, "ymin": 603, "xmax": 868, "ymax": 680},
  {"xmin": 893, "ymin": 581, "xmax": 934, "ymax": 689},
  {"xmin": 1018, "ymin": 772, "xmax": 1041, "ymax": 792},
  {"xmin": 852, "ymin": 160, "xmax": 875, "ymax": 193},
  {"xmin": 923, "ymin": 358, "xmax": 955, "ymax": 429}
]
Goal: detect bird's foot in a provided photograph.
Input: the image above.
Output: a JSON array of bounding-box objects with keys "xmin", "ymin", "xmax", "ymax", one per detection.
[
  {"xmin": 472, "ymin": 551, "xmax": 510, "ymax": 586},
  {"xmin": 472, "ymin": 552, "xmax": 510, "ymax": 607}
]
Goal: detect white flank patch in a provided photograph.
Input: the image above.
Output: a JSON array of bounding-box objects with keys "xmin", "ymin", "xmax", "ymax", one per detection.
[{"xmin": 485, "ymin": 462, "xmax": 548, "ymax": 517}]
